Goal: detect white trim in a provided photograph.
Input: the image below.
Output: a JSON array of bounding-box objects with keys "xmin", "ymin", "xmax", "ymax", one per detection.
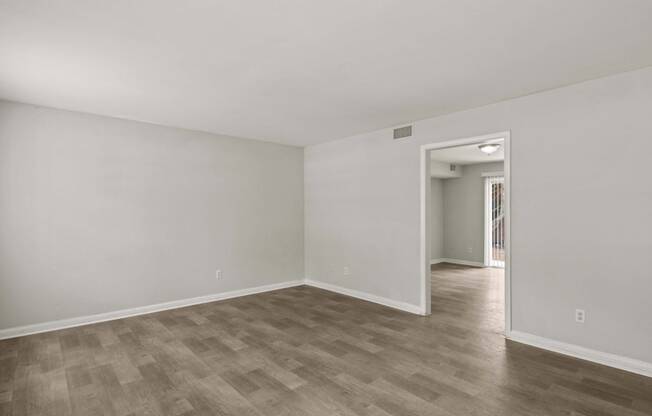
[
  {"xmin": 420, "ymin": 142, "xmax": 431, "ymax": 314},
  {"xmin": 420, "ymin": 131, "xmax": 511, "ymax": 335},
  {"xmin": 304, "ymin": 279, "xmax": 424, "ymax": 315},
  {"xmin": 484, "ymin": 176, "xmax": 490, "ymax": 267},
  {"xmin": 509, "ymin": 331, "xmax": 652, "ymax": 378},
  {"xmin": 504, "ymin": 133, "xmax": 512, "ymax": 337},
  {"xmin": 434, "ymin": 258, "xmax": 485, "ymax": 267},
  {"xmin": 481, "ymin": 171, "xmax": 504, "ymax": 177},
  {"xmin": 0, "ymin": 280, "xmax": 304, "ymax": 340}
]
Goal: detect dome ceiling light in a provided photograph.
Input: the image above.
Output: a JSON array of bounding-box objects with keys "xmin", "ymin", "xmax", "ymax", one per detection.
[{"xmin": 478, "ymin": 143, "xmax": 501, "ymax": 155}]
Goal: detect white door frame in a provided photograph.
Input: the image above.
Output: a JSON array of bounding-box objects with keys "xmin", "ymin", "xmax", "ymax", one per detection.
[{"xmin": 419, "ymin": 131, "xmax": 511, "ymax": 337}]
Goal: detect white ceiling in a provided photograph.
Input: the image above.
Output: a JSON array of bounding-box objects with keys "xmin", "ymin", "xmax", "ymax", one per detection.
[
  {"xmin": 430, "ymin": 140, "xmax": 504, "ymax": 165},
  {"xmin": 1, "ymin": 1, "xmax": 652, "ymax": 147}
]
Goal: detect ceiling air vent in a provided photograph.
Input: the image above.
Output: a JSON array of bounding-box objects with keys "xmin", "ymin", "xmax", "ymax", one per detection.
[{"xmin": 393, "ymin": 125, "xmax": 412, "ymax": 139}]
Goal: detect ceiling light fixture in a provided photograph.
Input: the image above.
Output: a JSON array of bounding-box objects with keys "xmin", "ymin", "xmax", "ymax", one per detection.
[{"xmin": 478, "ymin": 143, "xmax": 501, "ymax": 155}]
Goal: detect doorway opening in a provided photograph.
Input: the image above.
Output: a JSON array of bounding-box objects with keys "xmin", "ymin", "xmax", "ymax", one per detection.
[{"xmin": 419, "ymin": 131, "xmax": 511, "ymax": 337}]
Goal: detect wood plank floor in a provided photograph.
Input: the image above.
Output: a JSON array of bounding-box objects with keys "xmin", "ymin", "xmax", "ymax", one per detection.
[{"xmin": 1, "ymin": 263, "xmax": 651, "ymax": 415}]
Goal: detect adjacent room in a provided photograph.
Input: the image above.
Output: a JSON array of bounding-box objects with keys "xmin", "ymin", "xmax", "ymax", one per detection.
[
  {"xmin": 1, "ymin": 1, "xmax": 651, "ymax": 415},
  {"xmin": 428, "ymin": 139, "xmax": 506, "ymax": 337}
]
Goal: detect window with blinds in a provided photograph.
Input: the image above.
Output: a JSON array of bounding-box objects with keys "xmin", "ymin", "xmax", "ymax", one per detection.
[{"xmin": 485, "ymin": 175, "xmax": 505, "ymax": 268}]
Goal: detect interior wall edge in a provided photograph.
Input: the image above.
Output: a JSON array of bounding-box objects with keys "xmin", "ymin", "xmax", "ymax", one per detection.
[
  {"xmin": 430, "ymin": 258, "xmax": 485, "ymax": 267},
  {"xmin": 508, "ymin": 330, "xmax": 652, "ymax": 378},
  {"xmin": 0, "ymin": 280, "xmax": 305, "ymax": 340},
  {"xmin": 304, "ymin": 278, "xmax": 425, "ymax": 315}
]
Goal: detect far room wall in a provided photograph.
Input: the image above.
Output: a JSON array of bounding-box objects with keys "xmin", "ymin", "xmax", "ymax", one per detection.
[
  {"xmin": 430, "ymin": 161, "xmax": 504, "ymax": 264},
  {"xmin": 429, "ymin": 178, "xmax": 444, "ymax": 260},
  {"xmin": 0, "ymin": 101, "xmax": 305, "ymax": 331}
]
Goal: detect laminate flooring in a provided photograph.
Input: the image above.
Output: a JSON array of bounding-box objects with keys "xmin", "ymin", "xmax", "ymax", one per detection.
[{"xmin": 1, "ymin": 263, "xmax": 650, "ymax": 415}]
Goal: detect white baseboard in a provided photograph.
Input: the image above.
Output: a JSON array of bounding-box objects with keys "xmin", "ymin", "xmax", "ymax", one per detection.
[
  {"xmin": 431, "ymin": 258, "xmax": 484, "ymax": 267},
  {"xmin": 4, "ymin": 280, "xmax": 650, "ymax": 379},
  {"xmin": 304, "ymin": 279, "xmax": 424, "ymax": 315},
  {"xmin": 508, "ymin": 330, "xmax": 652, "ymax": 378},
  {"xmin": 0, "ymin": 280, "xmax": 304, "ymax": 340}
]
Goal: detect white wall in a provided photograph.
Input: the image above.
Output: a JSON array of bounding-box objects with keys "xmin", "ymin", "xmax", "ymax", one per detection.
[
  {"xmin": 430, "ymin": 160, "xmax": 462, "ymax": 178},
  {"xmin": 0, "ymin": 101, "xmax": 304, "ymax": 330},
  {"xmin": 304, "ymin": 67, "xmax": 652, "ymax": 364},
  {"xmin": 441, "ymin": 162, "xmax": 504, "ymax": 263},
  {"xmin": 429, "ymin": 178, "xmax": 443, "ymax": 260}
]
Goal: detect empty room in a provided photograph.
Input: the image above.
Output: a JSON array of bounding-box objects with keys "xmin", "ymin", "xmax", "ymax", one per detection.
[{"xmin": 1, "ymin": 1, "xmax": 651, "ymax": 415}]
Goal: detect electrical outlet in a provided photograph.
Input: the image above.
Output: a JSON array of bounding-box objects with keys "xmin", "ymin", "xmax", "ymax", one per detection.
[
  {"xmin": 575, "ymin": 309, "xmax": 585, "ymax": 323},
  {"xmin": 343, "ymin": 266, "xmax": 351, "ymax": 276},
  {"xmin": 216, "ymin": 270, "xmax": 222, "ymax": 280},
  {"xmin": 467, "ymin": 247, "xmax": 473, "ymax": 253}
]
